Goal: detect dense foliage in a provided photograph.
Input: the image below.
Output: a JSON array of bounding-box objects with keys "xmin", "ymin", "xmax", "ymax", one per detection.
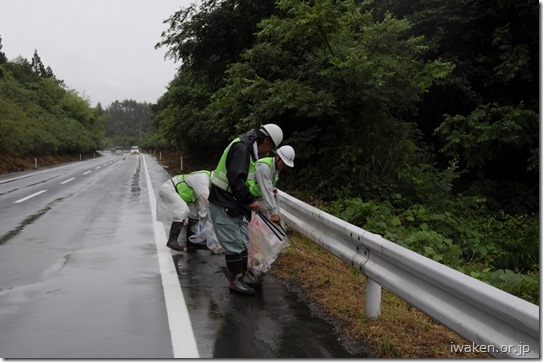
[
  {"xmin": 326, "ymin": 197, "xmax": 538, "ymax": 304},
  {"xmin": 147, "ymin": 0, "xmax": 282, "ymax": 163},
  {"xmin": 372, "ymin": 0, "xmax": 539, "ymax": 213},
  {"xmin": 150, "ymin": 0, "xmax": 539, "ymax": 303},
  {"xmin": 0, "ymin": 46, "xmax": 104, "ymax": 156}
]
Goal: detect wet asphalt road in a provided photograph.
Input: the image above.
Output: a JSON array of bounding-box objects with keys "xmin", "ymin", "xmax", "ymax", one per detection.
[
  {"xmin": 175, "ymin": 250, "xmax": 371, "ymax": 358},
  {"xmin": 0, "ymin": 153, "xmax": 372, "ymax": 358}
]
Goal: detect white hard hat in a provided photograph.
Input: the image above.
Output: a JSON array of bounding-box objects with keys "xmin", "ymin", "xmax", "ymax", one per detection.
[
  {"xmin": 277, "ymin": 145, "xmax": 295, "ymax": 167},
  {"xmin": 260, "ymin": 123, "xmax": 283, "ymax": 148}
]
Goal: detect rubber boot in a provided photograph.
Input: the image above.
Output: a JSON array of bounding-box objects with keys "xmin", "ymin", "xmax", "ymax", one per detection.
[
  {"xmin": 229, "ymin": 273, "xmax": 255, "ymax": 295},
  {"xmin": 241, "ymin": 249, "xmax": 261, "ymax": 289},
  {"xmin": 244, "ymin": 270, "xmax": 262, "ymax": 289},
  {"xmin": 241, "ymin": 249, "xmax": 249, "ymax": 272},
  {"xmin": 226, "ymin": 254, "xmax": 255, "ymax": 295},
  {"xmin": 166, "ymin": 222, "xmax": 185, "ymax": 252}
]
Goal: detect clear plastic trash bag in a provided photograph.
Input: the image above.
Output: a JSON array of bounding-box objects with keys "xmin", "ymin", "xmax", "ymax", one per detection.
[
  {"xmin": 189, "ymin": 209, "xmax": 223, "ymax": 254},
  {"xmin": 248, "ymin": 212, "xmax": 287, "ymax": 274}
]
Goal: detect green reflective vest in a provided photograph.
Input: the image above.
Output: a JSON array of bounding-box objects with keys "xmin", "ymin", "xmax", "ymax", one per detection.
[
  {"xmin": 172, "ymin": 170, "xmax": 211, "ymax": 203},
  {"xmin": 248, "ymin": 157, "xmax": 279, "ymax": 197},
  {"xmin": 210, "ymin": 137, "xmax": 256, "ymax": 193}
]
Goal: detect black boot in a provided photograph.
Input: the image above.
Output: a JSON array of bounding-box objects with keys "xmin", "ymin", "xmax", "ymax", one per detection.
[
  {"xmin": 166, "ymin": 222, "xmax": 185, "ymax": 252},
  {"xmin": 226, "ymin": 253, "xmax": 255, "ymax": 295},
  {"xmin": 241, "ymin": 249, "xmax": 249, "ymax": 272},
  {"xmin": 186, "ymin": 241, "xmax": 209, "ymax": 251},
  {"xmin": 240, "ymin": 249, "xmax": 261, "ymax": 289}
]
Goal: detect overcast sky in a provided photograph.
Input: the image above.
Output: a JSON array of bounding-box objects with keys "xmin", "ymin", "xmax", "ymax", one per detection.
[{"xmin": 0, "ymin": 0, "xmax": 196, "ymax": 107}]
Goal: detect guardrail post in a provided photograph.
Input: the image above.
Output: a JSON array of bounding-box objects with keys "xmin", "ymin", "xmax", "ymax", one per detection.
[{"xmin": 366, "ymin": 279, "xmax": 381, "ymax": 319}]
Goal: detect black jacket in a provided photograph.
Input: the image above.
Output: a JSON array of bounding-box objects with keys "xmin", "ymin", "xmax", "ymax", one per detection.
[{"xmin": 209, "ymin": 129, "xmax": 258, "ymax": 220}]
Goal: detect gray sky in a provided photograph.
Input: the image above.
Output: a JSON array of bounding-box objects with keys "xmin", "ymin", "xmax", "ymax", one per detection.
[{"xmin": 0, "ymin": 0, "xmax": 195, "ymax": 107}]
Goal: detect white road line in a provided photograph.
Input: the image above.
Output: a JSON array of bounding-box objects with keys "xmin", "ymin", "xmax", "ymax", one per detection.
[
  {"xmin": 13, "ymin": 190, "xmax": 47, "ymax": 204},
  {"xmin": 83, "ymin": 171, "xmax": 91, "ymax": 175},
  {"xmin": 60, "ymin": 178, "xmax": 75, "ymax": 184},
  {"xmin": 95, "ymin": 166, "xmax": 101, "ymax": 170},
  {"xmin": 142, "ymin": 155, "xmax": 199, "ymax": 358}
]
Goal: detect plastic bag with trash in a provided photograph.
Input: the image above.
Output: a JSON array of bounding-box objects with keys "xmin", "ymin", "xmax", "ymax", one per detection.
[
  {"xmin": 248, "ymin": 212, "xmax": 287, "ymax": 275},
  {"xmin": 189, "ymin": 209, "xmax": 223, "ymax": 254}
]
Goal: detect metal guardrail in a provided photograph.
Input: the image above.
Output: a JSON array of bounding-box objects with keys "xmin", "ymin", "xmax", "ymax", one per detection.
[{"xmin": 277, "ymin": 190, "xmax": 540, "ymax": 358}]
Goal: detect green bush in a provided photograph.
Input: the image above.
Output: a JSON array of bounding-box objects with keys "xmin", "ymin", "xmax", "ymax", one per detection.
[{"xmin": 327, "ymin": 196, "xmax": 539, "ymax": 304}]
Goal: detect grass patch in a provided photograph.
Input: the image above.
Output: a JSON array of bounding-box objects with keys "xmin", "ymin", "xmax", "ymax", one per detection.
[{"xmin": 271, "ymin": 233, "xmax": 490, "ymax": 358}]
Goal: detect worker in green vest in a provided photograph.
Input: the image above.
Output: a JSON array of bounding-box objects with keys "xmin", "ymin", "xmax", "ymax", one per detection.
[
  {"xmin": 248, "ymin": 145, "xmax": 295, "ymax": 223},
  {"xmin": 209, "ymin": 124, "xmax": 283, "ymax": 295},
  {"xmin": 156, "ymin": 170, "xmax": 212, "ymax": 252},
  {"xmin": 245, "ymin": 145, "xmax": 295, "ymax": 288}
]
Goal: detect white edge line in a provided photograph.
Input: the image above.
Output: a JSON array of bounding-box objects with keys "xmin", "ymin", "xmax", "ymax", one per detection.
[
  {"xmin": 142, "ymin": 154, "xmax": 199, "ymax": 358},
  {"xmin": 13, "ymin": 190, "xmax": 47, "ymax": 204}
]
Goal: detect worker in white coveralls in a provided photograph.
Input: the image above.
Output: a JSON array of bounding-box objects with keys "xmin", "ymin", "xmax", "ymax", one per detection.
[
  {"xmin": 156, "ymin": 170, "xmax": 212, "ymax": 252},
  {"xmin": 244, "ymin": 145, "xmax": 295, "ymax": 287}
]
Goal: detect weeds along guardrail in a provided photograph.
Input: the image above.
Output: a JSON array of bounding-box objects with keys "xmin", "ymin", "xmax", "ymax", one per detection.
[{"xmin": 277, "ymin": 190, "xmax": 539, "ymax": 359}]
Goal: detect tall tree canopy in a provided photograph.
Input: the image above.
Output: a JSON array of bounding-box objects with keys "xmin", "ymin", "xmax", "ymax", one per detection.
[
  {"xmin": 157, "ymin": 0, "xmax": 280, "ymax": 87},
  {"xmin": 206, "ymin": 0, "xmax": 452, "ymax": 198},
  {"xmin": 371, "ymin": 0, "xmax": 539, "ymax": 212},
  {"xmin": 150, "ymin": 0, "xmax": 280, "ymax": 161},
  {"xmin": 150, "ymin": 0, "xmax": 538, "ymax": 213},
  {"xmin": 152, "ymin": 0, "xmax": 453, "ymax": 199}
]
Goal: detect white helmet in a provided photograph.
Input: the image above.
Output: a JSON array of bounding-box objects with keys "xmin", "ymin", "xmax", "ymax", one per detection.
[
  {"xmin": 260, "ymin": 123, "xmax": 283, "ymax": 148},
  {"xmin": 277, "ymin": 145, "xmax": 295, "ymax": 167}
]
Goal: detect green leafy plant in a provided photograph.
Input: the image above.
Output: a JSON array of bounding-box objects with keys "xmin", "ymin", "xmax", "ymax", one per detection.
[{"xmin": 327, "ymin": 195, "xmax": 539, "ymax": 304}]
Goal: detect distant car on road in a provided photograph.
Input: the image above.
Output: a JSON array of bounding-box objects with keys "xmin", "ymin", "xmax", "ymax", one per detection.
[{"xmin": 130, "ymin": 146, "xmax": 139, "ymax": 155}]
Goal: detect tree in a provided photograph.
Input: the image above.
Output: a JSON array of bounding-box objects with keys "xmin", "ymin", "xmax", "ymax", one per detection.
[
  {"xmin": 0, "ymin": 35, "xmax": 7, "ymax": 64},
  {"xmin": 371, "ymin": 0, "xmax": 539, "ymax": 212},
  {"xmin": 157, "ymin": 0, "xmax": 279, "ymax": 88},
  {"xmin": 30, "ymin": 49, "xmax": 56, "ymax": 78},
  {"xmin": 31, "ymin": 49, "xmax": 47, "ymax": 77},
  {"xmin": 203, "ymin": 0, "xmax": 451, "ymax": 198},
  {"xmin": 152, "ymin": 0, "xmax": 281, "ymax": 162}
]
